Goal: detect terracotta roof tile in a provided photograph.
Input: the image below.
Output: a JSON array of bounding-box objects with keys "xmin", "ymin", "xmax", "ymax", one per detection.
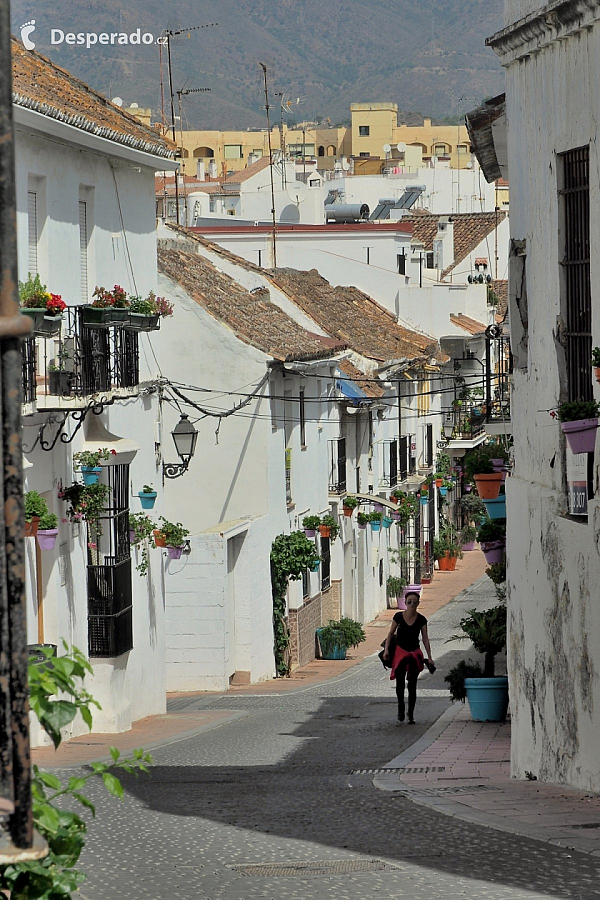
[
  {"xmin": 403, "ymin": 212, "xmax": 507, "ymax": 279},
  {"xmin": 492, "ymin": 279, "xmax": 508, "ymax": 323},
  {"xmin": 157, "ymin": 247, "xmax": 346, "ymax": 362},
  {"xmin": 224, "ymin": 157, "xmax": 271, "ymax": 183},
  {"xmin": 156, "ymin": 176, "xmax": 224, "ymax": 197},
  {"xmin": 449, "ymin": 313, "xmax": 486, "ymax": 335},
  {"xmin": 337, "ymin": 359, "xmax": 385, "ymax": 398},
  {"xmin": 12, "ymin": 38, "xmax": 174, "ymax": 159},
  {"xmin": 269, "ymin": 268, "xmax": 446, "ymax": 365}
]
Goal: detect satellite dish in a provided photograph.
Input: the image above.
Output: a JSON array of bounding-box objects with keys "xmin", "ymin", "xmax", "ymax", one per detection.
[
  {"xmin": 130, "ymin": 102, "xmax": 139, "ymax": 109},
  {"xmin": 112, "ymin": 97, "xmax": 123, "ymax": 107},
  {"xmin": 397, "ymin": 142, "xmax": 406, "ymax": 152},
  {"xmin": 286, "ymin": 181, "xmax": 308, "ymax": 204},
  {"xmin": 383, "ymin": 143, "xmax": 391, "ymax": 154}
]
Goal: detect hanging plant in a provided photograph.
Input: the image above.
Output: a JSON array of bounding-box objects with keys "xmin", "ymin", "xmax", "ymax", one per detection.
[
  {"xmin": 270, "ymin": 531, "xmax": 320, "ymax": 676},
  {"xmin": 129, "ymin": 513, "xmax": 155, "ymax": 576},
  {"xmin": 59, "ymin": 481, "xmax": 110, "ymax": 537}
]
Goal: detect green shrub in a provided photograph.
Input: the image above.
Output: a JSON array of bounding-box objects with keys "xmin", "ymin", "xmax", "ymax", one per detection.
[
  {"xmin": 557, "ymin": 400, "xmax": 600, "ymax": 422},
  {"xmin": 38, "ymin": 512, "xmax": 58, "ymax": 530},
  {"xmin": 445, "ymin": 659, "xmax": 485, "ymax": 702},
  {"xmin": 24, "ymin": 490, "xmax": 49, "ymax": 521},
  {"xmin": 318, "ymin": 617, "xmax": 366, "ymax": 656},
  {"xmin": 477, "ymin": 519, "xmax": 506, "ymax": 544}
]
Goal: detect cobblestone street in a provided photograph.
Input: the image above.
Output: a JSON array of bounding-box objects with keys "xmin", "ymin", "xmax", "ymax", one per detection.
[{"xmin": 64, "ymin": 579, "xmax": 600, "ymax": 899}]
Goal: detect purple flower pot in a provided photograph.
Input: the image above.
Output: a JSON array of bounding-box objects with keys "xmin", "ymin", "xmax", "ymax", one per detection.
[
  {"xmin": 464, "ymin": 484, "xmax": 472, "ymax": 492},
  {"xmin": 167, "ymin": 545, "xmax": 183, "ymax": 560},
  {"xmin": 461, "ymin": 540, "xmax": 476, "ymax": 552},
  {"xmin": 36, "ymin": 529, "xmax": 58, "ymax": 551},
  {"xmin": 129, "ymin": 530, "xmax": 136, "ymax": 544},
  {"xmin": 374, "ymin": 502, "xmax": 384, "ymax": 512},
  {"xmin": 304, "ymin": 528, "xmax": 317, "ymax": 538},
  {"xmin": 480, "ymin": 540, "xmax": 505, "ymax": 564},
  {"xmin": 561, "ymin": 418, "xmax": 599, "ymax": 455},
  {"xmin": 358, "ymin": 522, "xmax": 367, "ymax": 530}
]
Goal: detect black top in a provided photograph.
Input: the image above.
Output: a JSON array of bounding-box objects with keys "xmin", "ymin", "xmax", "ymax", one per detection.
[{"xmin": 393, "ymin": 611, "xmax": 427, "ymax": 652}]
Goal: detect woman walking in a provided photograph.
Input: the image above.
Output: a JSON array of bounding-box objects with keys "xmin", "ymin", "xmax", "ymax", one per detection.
[{"xmin": 382, "ymin": 592, "xmax": 434, "ymax": 723}]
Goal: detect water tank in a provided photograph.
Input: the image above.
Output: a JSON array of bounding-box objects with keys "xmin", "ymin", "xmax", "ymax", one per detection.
[{"xmin": 325, "ymin": 203, "xmax": 369, "ymax": 223}]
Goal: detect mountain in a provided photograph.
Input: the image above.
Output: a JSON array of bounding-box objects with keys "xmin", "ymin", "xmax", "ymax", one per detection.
[{"xmin": 10, "ymin": 0, "xmax": 505, "ymax": 129}]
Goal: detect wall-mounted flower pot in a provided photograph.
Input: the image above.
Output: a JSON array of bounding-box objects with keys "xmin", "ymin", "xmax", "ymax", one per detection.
[
  {"xmin": 37, "ymin": 528, "xmax": 58, "ymax": 551},
  {"xmin": 439, "ymin": 486, "xmax": 448, "ymax": 497},
  {"xmin": 464, "ymin": 484, "xmax": 473, "ymax": 493},
  {"xmin": 81, "ymin": 466, "xmax": 102, "ymax": 485},
  {"xmin": 129, "ymin": 529, "xmax": 136, "ymax": 544},
  {"xmin": 373, "ymin": 502, "xmax": 384, "ymax": 512},
  {"xmin": 343, "ymin": 505, "xmax": 354, "ymax": 517},
  {"xmin": 357, "ymin": 522, "xmax": 367, "ymax": 530},
  {"xmin": 419, "ymin": 496, "xmax": 428, "ymax": 506},
  {"xmin": 48, "ymin": 371, "xmax": 73, "ymax": 396},
  {"xmin": 153, "ymin": 530, "xmax": 166, "ymax": 547},
  {"xmin": 435, "ymin": 478, "xmax": 443, "ymax": 488},
  {"xmin": 37, "ymin": 316, "xmax": 62, "ymax": 337},
  {"xmin": 595, "ymin": 367, "xmax": 600, "ymax": 384},
  {"xmin": 124, "ymin": 313, "xmax": 160, "ymax": 332},
  {"xmin": 310, "ymin": 560, "xmax": 321, "ymax": 572},
  {"xmin": 464, "ymin": 676, "xmax": 509, "ymax": 722},
  {"xmin": 139, "ymin": 491, "xmax": 157, "ymax": 509},
  {"xmin": 382, "ymin": 516, "xmax": 393, "ymax": 528},
  {"xmin": 24, "ymin": 516, "xmax": 40, "ymax": 537},
  {"xmin": 21, "ymin": 308, "xmax": 46, "ymax": 332},
  {"xmin": 109, "ymin": 308, "xmax": 130, "ymax": 325},
  {"xmin": 480, "ymin": 540, "xmax": 505, "ymax": 565},
  {"xmin": 82, "ymin": 307, "xmax": 112, "ymax": 327},
  {"xmin": 483, "ymin": 496, "xmax": 506, "ymax": 519},
  {"xmin": 561, "ymin": 418, "xmax": 598, "ymax": 455},
  {"xmin": 461, "ymin": 540, "xmax": 476, "ymax": 552},
  {"xmin": 318, "ymin": 525, "xmax": 331, "ymax": 538},
  {"xmin": 167, "ymin": 545, "xmax": 184, "ymax": 560},
  {"xmin": 304, "ymin": 528, "xmax": 317, "ymax": 538},
  {"xmin": 473, "ymin": 472, "xmax": 503, "ymax": 499},
  {"xmin": 370, "ymin": 521, "xmax": 381, "ymax": 532}
]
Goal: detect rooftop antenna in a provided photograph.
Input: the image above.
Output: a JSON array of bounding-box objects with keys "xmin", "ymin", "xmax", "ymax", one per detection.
[
  {"xmin": 162, "ymin": 22, "xmax": 218, "ymax": 224},
  {"xmin": 259, "ymin": 63, "xmax": 277, "ymax": 268},
  {"xmin": 176, "ymin": 87, "xmax": 211, "ymax": 176}
]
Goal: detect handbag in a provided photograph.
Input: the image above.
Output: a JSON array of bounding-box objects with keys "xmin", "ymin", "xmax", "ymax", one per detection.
[{"xmin": 378, "ymin": 634, "xmax": 396, "ymax": 669}]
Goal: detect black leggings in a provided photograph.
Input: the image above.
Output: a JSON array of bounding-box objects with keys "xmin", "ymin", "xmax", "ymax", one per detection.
[{"xmin": 395, "ymin": 662, "xmax": 419, "ymax": 718}]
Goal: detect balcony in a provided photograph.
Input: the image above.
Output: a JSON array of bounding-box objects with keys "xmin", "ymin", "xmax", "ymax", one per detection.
[{"xmin": 32, "ymin": 307, "xmax": 141, "ymax": 410}]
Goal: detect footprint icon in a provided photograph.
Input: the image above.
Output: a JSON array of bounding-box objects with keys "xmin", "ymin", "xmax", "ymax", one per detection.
[{"xmin": 20, "ymin": 20, "xmax": 36, "ymax": 50}]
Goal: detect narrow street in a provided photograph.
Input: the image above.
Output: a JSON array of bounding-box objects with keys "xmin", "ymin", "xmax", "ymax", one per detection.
[{"xmin": 66, "ymin": 579, "xmax": 600, "ymax": 900}]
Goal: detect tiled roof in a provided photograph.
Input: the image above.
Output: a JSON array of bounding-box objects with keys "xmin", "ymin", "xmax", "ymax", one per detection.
[
  {"xmin": 166, "ymin": 224, "xmax": 265, "ymax": 274},
  {"xmin": 337, "ymin": 359, "xmax": 385, "ymax": 398},
  {"xmin": 157, "ymin": 247, "xmax": 347, "ymax": 362},
  {"xmin": 404, "ymin": 212, "xmax": 507, "ymax": 279},
  {"xmin": 12, "ymin": 38, "xmax": 174, "ymax": 159},
  {"xmin": 449, "ymin": 313, "xmax": 486, "ymax": 335},
  {"xmin": 269, "ymin": 268, "xmax": 445, "ymax": 365},
  {"xmin": 492, "ymin": 279, "xmax": 508, "ymax": 323},
  {"xmin": 155, "ymin": 176, "xmax": 224, "ymax": 197},
  {"xmin": 224, "ymin": 157, "xmax": 271, "ymax": 184}
]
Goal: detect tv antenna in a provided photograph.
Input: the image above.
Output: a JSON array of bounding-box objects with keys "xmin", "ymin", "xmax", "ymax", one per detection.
[
  {"xmin": 259, "ymin": 63, "xmax": 277, "ymax": 268},
  {"xmin": 176, "ymin": 88, "xmax": 211, "ymax": 178}
]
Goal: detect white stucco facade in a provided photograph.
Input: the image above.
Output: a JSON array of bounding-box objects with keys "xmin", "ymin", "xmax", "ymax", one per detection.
[{"xmin": 491, "ymin": 0, "xmax": 600, "ymax": 789}]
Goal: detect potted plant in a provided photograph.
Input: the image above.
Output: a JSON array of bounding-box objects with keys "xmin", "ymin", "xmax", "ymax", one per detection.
[
  {"xmin": 592, "ymin": 347, "xmax": 600, "ymax": 383},
  {"xmin": 460, "ymin": 524, "xmax": 478, "ymax": 551},
  {"xmin": 319, "ymin": 514, "xmax": 339, "ymax": 541},
  {"xmin": 556, "ymin": 400, "xmax": 600, "ymax": 454},
  {"xmin": 36, "ymin": 512, "xmax": 59, "ymax": 550},
  {"xmin": 357, "ymin": 511, "xmax": 368, "ymax": 530},
  {"xmin": 382, "ymin": 513, "xmax": 393, "ymax": 528},
  {"xmin": 24, "ymin": 490, "xmax": 48, "ymax": 536},
  {"xmin": 433, "ymin": 528, "xmax": 463, "ymax": 571},
  {"xmin": 157, "ymin": 516, "xmax": 189, "ymax": 559},
  {"xmin": 316, "ymin": 617, "xmax": 366, "ymax": 661},
  {"xmin": 368, "ymin": 510, "xmax": 383, "ymax": 532},
  {"xmin": 390, "ymin": 491, "xmax": 419, "ymax": 524},
  {"xmin": 463, "ymin": 445, "xmax": 504, "ymax": 500},
  {"xmin": 125, "ymin": 291, "xmax": 173, "ymax": 332},
  {"xmin": 302, "ymin": 515, "xmax": 321, "ymax": 538},
  {"xmin": 19, "ymin": 273, "xmax": 65, "ymax": 337},
  {"xmin": 485, "ymin": 558, "xmax": 507, "ymax": 585},
  {"xmin": 445, "ymin": 604, "xmax": 508, "ymax": 721},
  {"xmin": 138, "ymin": 484, "xmax": 157, "ymax": 510},
  {"xmin": 73, "ymin": 447, "xmax": 113, "ymax": 485},
  {"xmin": 59, "ymin": 481, "xmax": 110, "ymax": 539},
  {"xmin": 129, "ymin": 512, "xmax": 155, "ymax": 575},
  {"xmin": 460, "ymin": 493, "xmax": 487, "ymax": 522},
  {"xmin": 342, "ymin": 495, "xmax": 359, "ymax": 517},
  {"xmin": 477, "ymin": 519, "xmax": 506, "ymax": 564},
  {"xmin": 386, "ymin": 575, "xmax": 406, "ymax": 609},
  {"xmin": 48, "ymin": 347, "xmax": 73, "ymax": 396}
]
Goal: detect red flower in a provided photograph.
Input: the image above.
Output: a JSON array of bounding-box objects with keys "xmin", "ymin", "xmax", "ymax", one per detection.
[
  {"xmin": 46, "ymin": 293, "xmax": 66, "ymax": 315},
  {"xmin": 110, "ymin": 448, "xmax": 117, "ymax": 455}
]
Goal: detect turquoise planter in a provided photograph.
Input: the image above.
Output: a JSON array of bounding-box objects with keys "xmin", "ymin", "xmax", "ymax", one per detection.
[
  {"xmin": 464, "ymin": 676, "xmax": 509, "ymax": 722},
  {"xmin": 316, "ymin": 629, "xmax": 347, "ymax": 660},
  {"xmin": 81, "ymin": 466, "xmax": 102, "ymax": 485},
  {"xmin": 483, "ymin": 496, "xmax": 506, "ymax": 519},
  {"xmin": 139, "ymin": 491, "xmax": 157, "ymax": 509},
  {"xmin": 382, "ymin": 516, "xmax": 393, "ymax": 528},
  {"xmin": 370, "ymin": 521, "xmax": 381, "ymax": 532},
  {"xmin": 439, "ymin": 486, "xmax": 448, "ymax": 497}
]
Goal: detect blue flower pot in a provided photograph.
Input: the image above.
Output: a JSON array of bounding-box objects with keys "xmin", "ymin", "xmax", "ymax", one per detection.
[
  {"xmin": 316, "ymin": 629, "xmax": 347, "ymax": 660},
  {"xmin": 310, "ymin": 560, "xmax": 321, "ymax": 572},
  {"xmin": 483, "ymin": 496, "xmax": 506, "ymax": 519},
  {"xmin": 382, "ymin": 516, "xmax": 393, "ymax": 528},
  {"xmin": 139, "ymin": 491, "xmax": 157, "ymax": 509},
  {"xmin": 464, "ymin": 676, "xmax": 509, "ymax": 722},
  {"xmin": 81, "ymin": 466, "xmax": 102, "ymax": 485},
  {"xmin": 439, "ymin": 487, "xmax": 448, "ymax": 497},
  {"xmin": 370, "ymin": 521, "xmax": 381, "ymax": 532}
]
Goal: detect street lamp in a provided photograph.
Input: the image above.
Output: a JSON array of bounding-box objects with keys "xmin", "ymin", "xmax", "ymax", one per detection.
[
  {"xmin": 163, "ymin": 414, "xmax": 198, "ymax": 479},
  {"xmin": 442, "ymin": 418, "xmax": 455, "ymax": 441}
]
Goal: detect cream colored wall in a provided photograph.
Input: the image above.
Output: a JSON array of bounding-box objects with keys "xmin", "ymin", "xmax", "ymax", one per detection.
[{"xmin": 350, "ymin": 102, "xmax": 398, "ymax": 159}]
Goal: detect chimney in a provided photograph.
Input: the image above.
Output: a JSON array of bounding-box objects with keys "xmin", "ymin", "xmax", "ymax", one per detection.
[
  {"xmin": 208, "ymin": 160, "xmax": 218, "ymax": 179},
  {"xmin": 196, "ymin": 159, "xmax": 205, "ymax": 181},
  {"xmin": 433, "ymin": 216, "xmax": 454, "ymax": 270}
]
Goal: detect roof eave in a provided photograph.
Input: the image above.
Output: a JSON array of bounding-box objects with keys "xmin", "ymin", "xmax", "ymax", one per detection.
[{"xmin": 465, "ymin": 94, "xmax": 508, "ymax": 184}]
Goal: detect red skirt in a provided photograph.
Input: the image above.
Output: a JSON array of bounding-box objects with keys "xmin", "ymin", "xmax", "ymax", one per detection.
[{"xmin": 390, "ymin": 646, "xmax": 424, "ymax": 681}]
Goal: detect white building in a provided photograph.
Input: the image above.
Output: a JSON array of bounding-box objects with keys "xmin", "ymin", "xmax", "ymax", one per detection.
[
  {"xmin": 12, "ymin": 38, "xmax": 178, "ymax": 743},
  {"xmin": 469, "ymin": 0, "xmax": 600, "ymax": 791}
]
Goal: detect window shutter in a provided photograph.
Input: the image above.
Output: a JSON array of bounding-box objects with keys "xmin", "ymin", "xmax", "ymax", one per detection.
[{"xmin": 27, "ymin": 191, "xmax": 38, "ymax": 275}]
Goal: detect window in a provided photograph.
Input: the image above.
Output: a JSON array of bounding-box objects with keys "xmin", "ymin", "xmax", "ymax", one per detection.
[
  {"xmin": 27, "ymin": 191, "xmax": 38, "ymax": 275},
  {"xmin": 425, "ymin": 251, "xmax": 435, "ymax": 269},
  {"xmin": 380, "ymin": 439, "xmax": 398, "ymax": 488},
  {"xmin": 302, "ymin": 566, "xmax": 310, "ymax": 599},
  {"xmin": 224, "ymin": 145, "xmax": 243, "ymax": 159},
  {"xmin": 227, "ymin": 208, "xmax": 236, "ymax": 216},
  {"xmin": 359, "ymin": 152, "xmax": 370, "ymax": 158},
  {"xmin": 424, "ymin": 423, "xmax": 433, "ymax": 467},
  {"xmin": 559, "ymin": 146, "xmax": 592, "ymax": 403},
  {"xmin": 288, "ymin": 143, "xmax": 315, "ymax": 157},
  {"xmin": 79, "ymin": 200, "xmax": 88, "ymax": 301},
  {"xmin": 299, "ymin": 388, "xmax": 306, "ymax": 447},
  {"xmin": 252, "ymin": 148, "xmax": 263, "ymax": 157},
  {"xmin": 318, "ymin": 146, "xmax": 325, "ymax": 157},
  {"xmin": 320, "ymin": 536, "xmax": 331, "ymax": 591},
  {"xmin": 397, "ymin": 252, "xmax": 406, "ymax": 275},
  {"xmin": 457, "ymin": 144, "xmax": 469, "ymax": 156},
  {"xmin": 399, "ymin": 435, "xmax": 408, "ymax": 480},
  {"xmin": 434, "ymin": 143, "xmax": 449, "ymax": 157},
  {"xmin": 409, "ymin": 434, "xmax": 417, "ymax": 474},
  {"xmin": 328, "ymin": 438, "xmax": 347, "ymax": 493},
  {"xmin": 359, "ymin": 125, "xmax": 370, "ymax": 137}
]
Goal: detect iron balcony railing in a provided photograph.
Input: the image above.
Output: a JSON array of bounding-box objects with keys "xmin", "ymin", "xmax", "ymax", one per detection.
[
  {"xmin": 22, "ymin": 336, "xmax": 36, "ymax": 405},
  {"xmin": 33, "ymin": 307, "xmax": 140, "ymax": 403}
]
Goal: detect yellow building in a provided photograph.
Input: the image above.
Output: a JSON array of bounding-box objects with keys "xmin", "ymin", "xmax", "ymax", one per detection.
[{"xmin": 175, "ymin": 102, "xmax": 473, "ymax": 176}]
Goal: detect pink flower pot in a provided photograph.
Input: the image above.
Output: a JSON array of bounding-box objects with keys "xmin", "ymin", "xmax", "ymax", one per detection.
[
  {"xmin": 561, "ymin": 418, "xmax": 599, "ymax": 455},
  {"xmin": 37, "ymin": 529, "xmax": 58, "ymax": 551},
  {"xmin": 480, "ymin": 540, "xmax": 505, "ymax": 564}
]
